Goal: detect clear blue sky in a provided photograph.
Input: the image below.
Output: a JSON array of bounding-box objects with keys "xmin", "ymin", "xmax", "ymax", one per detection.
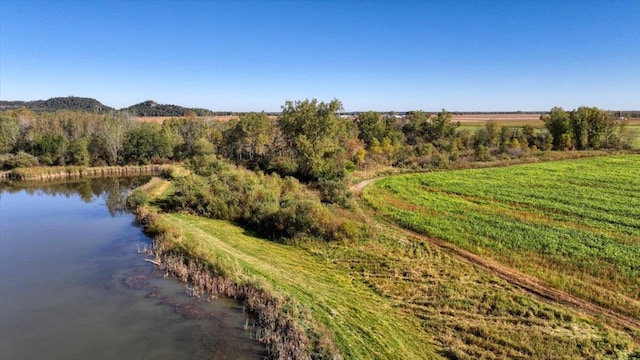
[{"xmin": 1, "ymin": 0, "xmax": 638, "ymax": 112}]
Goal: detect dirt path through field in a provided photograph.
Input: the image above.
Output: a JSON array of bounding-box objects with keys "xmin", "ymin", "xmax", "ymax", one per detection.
[{"xmin": 353, "ymin": 178, "xmax": 640, "ymax": 339}]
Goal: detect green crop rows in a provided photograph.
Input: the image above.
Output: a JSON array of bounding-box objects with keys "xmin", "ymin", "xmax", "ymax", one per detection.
[{"xmin": 363, "ymin": 155, "xmax": 640, "ymax": 317}]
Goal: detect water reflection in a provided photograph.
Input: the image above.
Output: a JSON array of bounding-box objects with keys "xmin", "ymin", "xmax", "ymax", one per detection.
[
  {"xmin": 0, "ymin": 177, "xmax": 148, "ymax": 216},
  {"xmin": 0, "ymin": 177, "xmax": 264, "ymax": 360}
]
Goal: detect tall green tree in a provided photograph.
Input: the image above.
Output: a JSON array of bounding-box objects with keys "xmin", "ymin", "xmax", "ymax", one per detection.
[
  {"xmin": 164, "ymin": 117, "xmax": 209, "ymax": 160},
  {"xmin": 224, "ymin": 112, "xmax": 274, "ymax": 162},
  {"xmin": 569, "ymin": 106, "xmax": 608, "ymax": 149},
  {"xmin": 401, "ymin": 111, "xmax": 429, "ymax": 145},
  {"xmin": 122, "ymin": 123, "xmax": 174, "ymax": 164},
  {"xmin": 0, "ymin": 115, "xmax": 19, "ymax": 153},
  {"xmin": 356, "ymin": 111, "xmax": 386, "ymax": 148},
  {"xmin": 541, "ymin": 107, "xmax": 570, "ymax": 150},
  {"xmin": 423, "ymin": 109, "xmax": 460, "ymax": 143},
  {"xmin": 277, "ymin": 99, "xmax": 352, "ymax": 180}
]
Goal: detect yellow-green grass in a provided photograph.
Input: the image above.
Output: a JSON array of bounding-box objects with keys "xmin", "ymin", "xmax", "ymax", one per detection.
[
  {"xmin": 363, "ymin": 155, "xmax": 640, "ymax": 320},
  {"xmin": 629, "ymin": 125, "xmax": 640, "ymax": 149},
  {"xmin": 304, "ymin": 222, "xmax": 638, "ymax": 358},
  {"xmin": 156, "ymin": 212, "xmax": 438, "ymax": 359}
]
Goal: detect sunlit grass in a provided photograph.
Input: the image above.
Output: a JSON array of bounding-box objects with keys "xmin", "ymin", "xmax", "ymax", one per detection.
[
  {"xmin": 363, "ymin": 155, "xmax": 640, "ymax": 319},
  {"xmin": 157, "ymin": 212, "xmax": 438, "ymax": 359}
]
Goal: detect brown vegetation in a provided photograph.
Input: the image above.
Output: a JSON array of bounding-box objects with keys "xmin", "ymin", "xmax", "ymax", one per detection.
[
  {"xmin": 0, "ymin": 164, "xmax": 175, "ymax": 182},
  {"xmin": 133, "ymin": 206, "xmax": 341, "ymax": 360}
]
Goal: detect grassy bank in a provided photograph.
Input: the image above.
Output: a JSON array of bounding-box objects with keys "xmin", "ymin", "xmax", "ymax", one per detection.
[
  {"xmin": 0, "ymin": 164, "xmax": 176, "ymax": 182},
  {"xmin": 363, "ymin": 155, "xmax": 640, "ymax": 320},
  {"xmin": 133, "ymin": 179, "xmax": 437, "ymax": 359}
]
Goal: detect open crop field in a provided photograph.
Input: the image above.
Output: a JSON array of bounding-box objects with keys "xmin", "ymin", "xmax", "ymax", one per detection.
[
  {"xmin": 363, "ymin": 155, "xmax": 640, "ymax": 322},
  {"xmin": 452, "ymin": 113, "xmax": 544, "ymax": 128}
]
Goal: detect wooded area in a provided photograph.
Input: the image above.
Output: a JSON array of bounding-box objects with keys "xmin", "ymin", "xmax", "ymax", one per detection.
[{"xmin": 1, "ymin": 98, "xmax": 634, "ymax": 175}]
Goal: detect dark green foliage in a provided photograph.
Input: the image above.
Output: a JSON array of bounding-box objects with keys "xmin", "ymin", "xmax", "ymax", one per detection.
[
  {"xmin": 542, "ymin": 107, "xmax": 570, "ymax": 150},
  {"xmin": 317, "ymin": 177, "xmax": 353, "ymax": 206},
  {"xmin": 570, "ymin": 106, "xmax": 609, "ymax": 150},
  {"xmin": 32, "ymin": 133, "xmax": 68, "ymax": 165},
  {"xmin": 170, "ymin": 160, "xmax": 354, "ymax": 242},
  {"xmin": 542, "ymin": 106, "xmax": 626, "ymax": 150},
  {"xmin": 1, "ymin": 99, "xmax": 634, "ymax": 176},
  {"xmin": 164, "ymin": 117, "xmax": 210, "ymax": 160},
  {"xmin": 122, "ymin": 123, "xmax": 173, "ymax": 164},
  {"xmin": 122, "ymin": 100, "xmax": 214, "ymax": 117},
  {"xmin": 66, "ymin": 137, "xmax": 90, "ymax": 166},
  {"xmin": 484, "ymin": 120, "xmax": 502, "ymax": 147},
  {"xmin": 356, "ymin": 111, "xmax": 386, "ymax": 148},
  {"xmin": 402, "ymin": 111, "xmax": 429, "ymax": 145},
  {"xmin": 474, "ymin": 144, "xmax": 491, "ymax": 161},
  {"xmin": 0, "ymin": 97, "xmax": 114, "ymax": 113},
  {"xmin": 424, "ymin": 109, "xmax": 460, "ymax": 144},
  {"xmin": 0, "ymin": 151, "xmax": 38, "ymax": 169},
  {"xmin": 126, "ymin": 189, "xmax": 149, "ymax": 209}
]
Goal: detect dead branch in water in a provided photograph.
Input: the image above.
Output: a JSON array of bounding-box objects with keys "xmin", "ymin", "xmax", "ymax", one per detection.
[{"xmin": 144, "ymin": 258, "xmax": 161, "ymax": 266}]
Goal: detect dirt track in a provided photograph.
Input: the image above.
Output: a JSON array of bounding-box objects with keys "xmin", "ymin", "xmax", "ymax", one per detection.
[{"xmin": 354, "ymin": 178, "xmax": 640, "ymax": 340}]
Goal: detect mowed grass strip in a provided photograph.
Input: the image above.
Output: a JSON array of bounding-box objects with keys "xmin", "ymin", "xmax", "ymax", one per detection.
[
  {"xmin": 363, "ymin": 155, "xmax": 640, "ymax": 319},
  {"xmin": 159, "ymin": 212, "xmax": 438, "ymax": 360}
]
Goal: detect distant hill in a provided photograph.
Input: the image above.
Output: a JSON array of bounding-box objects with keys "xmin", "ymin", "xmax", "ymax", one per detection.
[
  {"xmin": 0, "ymin": 96, "xmax": 115, "ymax": 113},
  {"xmin": 122, "ymin": 100, "xmax": 216, "ymax": 117},
  {"xmin": 0, "ymin": 97, "xmax": 217, "ymax": 116}
]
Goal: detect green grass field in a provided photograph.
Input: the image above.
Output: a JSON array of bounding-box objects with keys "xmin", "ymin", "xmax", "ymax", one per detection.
[{"xmin": 363, "ymin": 155, "xmax": 640, "ymax": 319}]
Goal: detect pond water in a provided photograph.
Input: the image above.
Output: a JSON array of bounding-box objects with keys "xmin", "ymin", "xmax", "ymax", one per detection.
[{"xmin": 0, "ymin": 178, "xmax": 265, "ymax": 359}]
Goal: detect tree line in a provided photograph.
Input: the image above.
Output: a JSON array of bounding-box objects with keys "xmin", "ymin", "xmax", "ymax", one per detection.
[{"xmin": 0, "ymin": 99, "xmax": 634, "ymax": 177}]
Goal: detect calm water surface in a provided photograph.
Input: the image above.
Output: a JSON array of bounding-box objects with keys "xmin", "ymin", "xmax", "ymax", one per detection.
[{"xmin": 0, "ymin": 178, "xmax": 264, "ymax": 359}]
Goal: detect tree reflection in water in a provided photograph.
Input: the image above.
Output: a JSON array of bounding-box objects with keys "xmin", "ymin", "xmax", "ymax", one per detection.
[{"xmin": 0, "ymin": 176, "xmax": 149, "ymax": 216}]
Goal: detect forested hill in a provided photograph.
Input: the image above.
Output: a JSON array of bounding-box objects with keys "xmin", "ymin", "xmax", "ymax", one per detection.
[
  {"xmin": 0, "ymin": 97, "xmax": 115, "ymax": 113},
  {"xmin": 0, "ymin": 97, "xmax": 217, "ymax": 116},
  {"xmin": 122, "ymin": 100, "xmax": 215, "ymax": 117}
]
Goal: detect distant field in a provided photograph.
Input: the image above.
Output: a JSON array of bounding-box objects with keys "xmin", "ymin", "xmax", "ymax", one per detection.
[
  {"xmin": 452, "ymin": 113, "xmax": 544, "ymax": 127},
  {"xmin": 363, "ymin": 155, "xmax": 640, "ymax": 319},
  {"xmin": 138, "ymin": 115, "xmax": 241, "ymax": 123}
]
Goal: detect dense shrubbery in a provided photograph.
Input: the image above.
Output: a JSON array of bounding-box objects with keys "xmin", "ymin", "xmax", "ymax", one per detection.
[
  {"xmin": 166, "ymin": 158, "xmax": 365, "ymax": 242},
  {"xmin": 0, "ymin": 151, "xmax": 39, "ymax": 170}
]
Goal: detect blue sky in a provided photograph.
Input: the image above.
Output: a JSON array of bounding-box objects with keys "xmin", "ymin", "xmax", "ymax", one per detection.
[{"xmin": 1, "ymin": 0, "xmax": 638, "ymax": 112}]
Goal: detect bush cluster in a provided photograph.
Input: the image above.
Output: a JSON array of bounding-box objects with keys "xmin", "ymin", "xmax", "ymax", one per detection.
[{"xmin": 168, "ymin": 157, "xmax": 364, "ymax": 242}]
